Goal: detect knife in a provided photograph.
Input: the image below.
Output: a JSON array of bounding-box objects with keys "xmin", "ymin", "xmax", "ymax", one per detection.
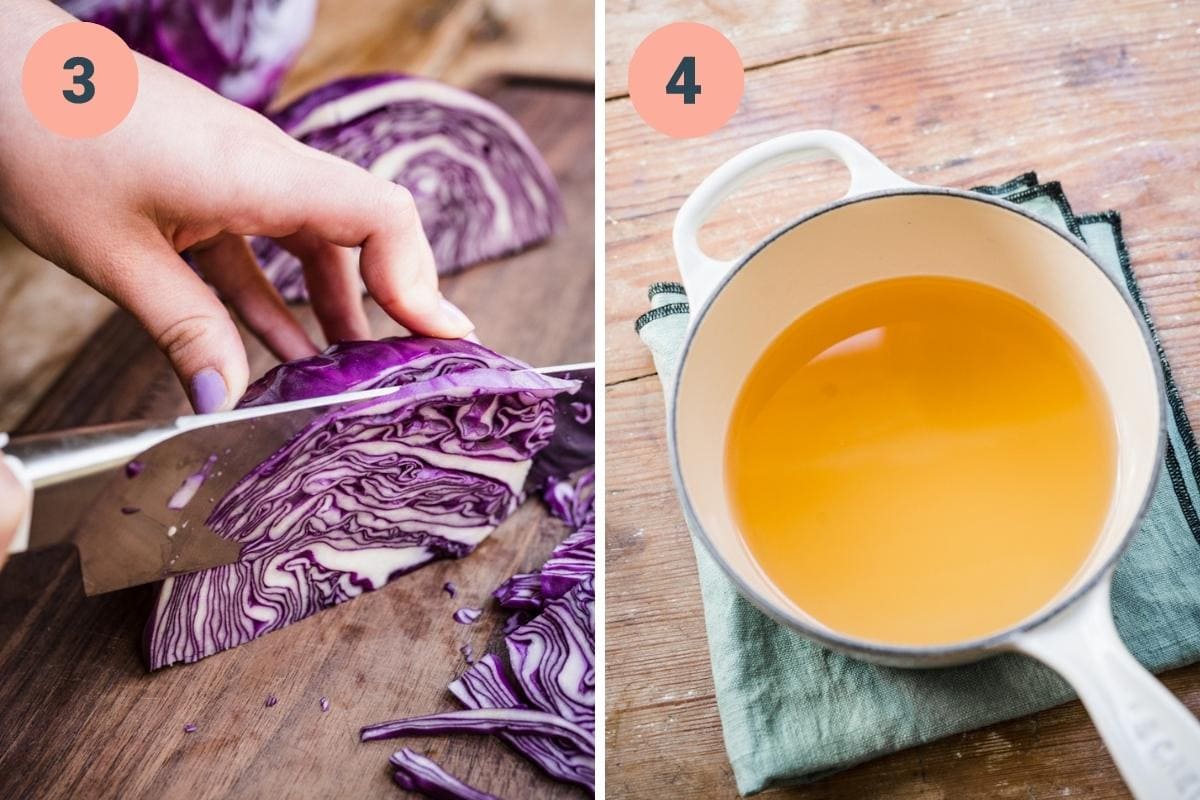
[{"xmin": 3, "ymin": 362, "xmax": 593, "ymax": 595}]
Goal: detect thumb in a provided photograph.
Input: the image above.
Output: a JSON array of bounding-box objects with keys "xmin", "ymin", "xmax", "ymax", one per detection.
[
  {"xmin": 0, "ymin": 451, "xmax": 30, "ymax": 570},
  {"xmin": 89, "ymin": 237, "xmax": 249, "ymax": 413}
]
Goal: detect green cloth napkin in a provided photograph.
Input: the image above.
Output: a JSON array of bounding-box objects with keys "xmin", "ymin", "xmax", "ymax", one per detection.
[{"xmin": 634, "ymin": 175, "xmax": 1200, "ymax": 796}]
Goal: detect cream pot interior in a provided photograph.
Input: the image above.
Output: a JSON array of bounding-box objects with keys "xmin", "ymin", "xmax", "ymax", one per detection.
[{"xmin": 672, "ymin": 190, "xmax": 1163, "ymax": 657}]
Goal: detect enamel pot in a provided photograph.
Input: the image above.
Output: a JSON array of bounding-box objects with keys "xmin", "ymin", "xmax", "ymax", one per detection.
[{"xmin": 668, "ymin": 130, "xmax": 1200, "ymax": 798}]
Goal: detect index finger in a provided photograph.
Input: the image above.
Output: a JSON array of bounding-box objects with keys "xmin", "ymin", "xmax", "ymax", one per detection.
[{"xmin": 232, "ymin": 148, "xmax": 474, "ymax": 338}]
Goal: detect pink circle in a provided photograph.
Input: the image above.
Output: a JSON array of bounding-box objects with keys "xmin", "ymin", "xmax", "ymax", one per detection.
[
  {"xmin": 22, "ymin": 22, "xmax": 138, "ymax": 139},
  {"xmin": 628, "ymin": 22, "xmax": 744, "ymax": 139}
]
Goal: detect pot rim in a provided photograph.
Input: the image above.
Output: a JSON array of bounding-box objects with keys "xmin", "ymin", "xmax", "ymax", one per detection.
[{"xmin": 667, "ymin": 185, "xmax": 1168, "ymax": 663}]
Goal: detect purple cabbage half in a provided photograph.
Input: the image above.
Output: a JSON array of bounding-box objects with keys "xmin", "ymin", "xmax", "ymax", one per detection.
[
  {"xmin": 144, "ymin": 337, "xmax": 578, "ymax": 669},
  {"xmin": 252, "ymin": 74, "xmax": 564, "ymax": 302},
  {"xmin": 58, "ymin": 0, "xmax": 316, "ymax": 110}
]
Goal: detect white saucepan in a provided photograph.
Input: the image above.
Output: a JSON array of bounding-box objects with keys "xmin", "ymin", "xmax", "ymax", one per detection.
[{"xmin": 669, "ymin": 130, "xmax": 1200, "ymax": 799}]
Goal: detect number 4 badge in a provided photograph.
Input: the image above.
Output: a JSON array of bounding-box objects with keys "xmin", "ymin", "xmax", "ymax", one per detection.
[{"xmin": 628, "ymin": 22, "xmax": 744, "ymax": 138}]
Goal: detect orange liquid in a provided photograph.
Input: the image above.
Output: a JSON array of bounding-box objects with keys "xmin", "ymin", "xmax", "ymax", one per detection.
[{"xmin": 726, "ymin": 276, "xmax": 1116, "ymax": 646}]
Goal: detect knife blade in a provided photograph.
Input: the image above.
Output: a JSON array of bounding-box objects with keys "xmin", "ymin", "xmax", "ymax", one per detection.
[{"xmin": 9, "ymin": 362, "xmax": 592, "ymax": 595}]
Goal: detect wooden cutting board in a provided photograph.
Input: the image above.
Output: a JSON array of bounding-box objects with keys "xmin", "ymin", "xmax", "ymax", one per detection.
[{"xmin": 0, "ymin": 81, "xmax": 593, "ymax": 800}]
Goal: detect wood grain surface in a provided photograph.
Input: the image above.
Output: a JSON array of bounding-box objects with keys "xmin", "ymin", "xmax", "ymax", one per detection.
[
  {"xmin": 0, "ymin": 80, "xmax": 593, "ymax": 800},
  {"xmin": 604, "ymin": 1, "xmax": 1200, "ymax": 798},
  {"xmin": 280, "ymin": 0, "xmax": 594, "ymax": 106}
]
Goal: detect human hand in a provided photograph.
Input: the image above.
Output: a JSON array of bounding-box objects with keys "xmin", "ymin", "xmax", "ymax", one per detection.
[
  {"xmin": 0, "ymin": 0, "xmax": 473, "ymax": 413},
  {"xmin": 0, "ymin": 453, "xmax": 30, "ymax": 570}
]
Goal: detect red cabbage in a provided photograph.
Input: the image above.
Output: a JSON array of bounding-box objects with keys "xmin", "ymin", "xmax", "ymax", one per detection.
[
  {"xmin": 506, "ymin": 577, "xmax": 594, "ymax": 731},
  {"xmin": 443, "ymin": 582, "xmax": 457, "ymax": 598},
  {"xmin": 495, "ymin": 471, "xmax": 595, "ymax": 609},
  {"xmin": 493, "ymin": 573, "xmax": 543, "ymax": 611},
  {"xmin": 536, "ymin": 472, "xmax": 595, "ymax": 599},
  {"xmin": 524, "ymin": 370, "xmax": 594, "ymax": 495},
  {"xmin": 542, "ymin": 470, "xmax": 595, "ymax": 530},
  {"xmin": 57, "ymin": 0, "xmax": 315, "ymax": 110},
  {"xmin": 56, "ymin": 0, "xmax": 135, "ymax": 31},
  {"xmin": 538, "ymin": 528, "xmax": 595, "ymax": 600},
  {"xmin": 251, "ymin": 74, "xmax": 563, "ymax": 302},
  {"xmin": 144, "ymin": 338, "xmax": 577, "ymax": 669},
  {"xmin": 362, "ymin": 470, "xmax": 596, "ymax": 791},
  {"xmin": 502, "ymin": 613, "xmax": 525, "ymax": 635},
  {"xmin": 166, "ymin": 453, "xmax": 218, "ymax": 510},
  {"xmin": 453, "ymin": 607, "xmax": 483, "ymax": 625},
  {"xmin": 320, "ymin": 696, "xmax": 330, "ymax": 713},
  {"xmin": 448, "ymin": 654, "xmax": 593, "ymax": 788},
  {"xmin": 390, "ymin": 749, "xmax": 500, "ymax": 800},
  {"xmin": 360, "ymin": 708, "xmax": 594, "ymax": 753}
]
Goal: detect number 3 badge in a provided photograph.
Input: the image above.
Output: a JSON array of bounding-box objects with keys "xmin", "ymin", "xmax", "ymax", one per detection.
[{"xmin": 22, "ymin": 22, "xmax": 138, "ymax": 139}]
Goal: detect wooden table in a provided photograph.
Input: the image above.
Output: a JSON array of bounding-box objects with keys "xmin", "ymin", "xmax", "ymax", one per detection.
[
  {"xmin": 0, "ymin": 3, "xmax": 593, "ymax": 799},
  {"xmin": 604, "ymin": 1, "xmax": 1200, "ymax": 797}
]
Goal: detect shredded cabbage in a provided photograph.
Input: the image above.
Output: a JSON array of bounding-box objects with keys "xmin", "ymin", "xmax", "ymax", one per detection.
[
  {"xmin": 390, "ymin": 749, "xmax": 500, "ymax": 800},
  {"xmin": 362, "ymin": 470, "xmax": 597, "ymax": 791}
]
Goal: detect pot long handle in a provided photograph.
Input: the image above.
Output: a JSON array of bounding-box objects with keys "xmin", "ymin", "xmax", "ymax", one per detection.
[
  {"xmin": 672, "ymin": 129, "xmax": 914, "ymax": 311},
  {"xmin": 1012, "ymin": 570, "xmax": 1200, "ymax": 799}
]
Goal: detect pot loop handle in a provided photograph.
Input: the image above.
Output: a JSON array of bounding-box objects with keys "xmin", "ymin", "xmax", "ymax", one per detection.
[
  {"xmin": 1012, "ymin": 570, "xmax": 1200, "ymax": 800},
  {"xmin": 672, "ymin": 130, "xmax": 914, "ymax": 312}
]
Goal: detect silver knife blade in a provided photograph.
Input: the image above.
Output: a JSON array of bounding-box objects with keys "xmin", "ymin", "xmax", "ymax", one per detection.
[{"xmin": 26, "ymin": 363, "xmax": 591, "ymax": 595}]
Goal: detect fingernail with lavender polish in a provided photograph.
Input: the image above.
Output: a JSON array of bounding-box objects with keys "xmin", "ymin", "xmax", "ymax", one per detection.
[{"xmin": 190, "ymin": 369, "xmax": 227, "ymax": 414}]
